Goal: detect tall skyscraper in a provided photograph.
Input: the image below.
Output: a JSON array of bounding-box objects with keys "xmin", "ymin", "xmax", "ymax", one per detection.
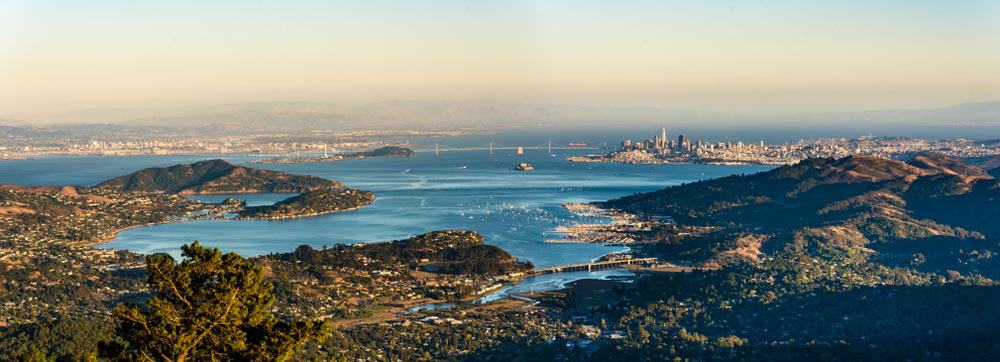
[
  {"xmin": 677, "ymin": 134, "xmax": 685, "ymax": 150},
  {"xmin": 660, "ymin": 128, "xmax": 667, "ymax": 148}
]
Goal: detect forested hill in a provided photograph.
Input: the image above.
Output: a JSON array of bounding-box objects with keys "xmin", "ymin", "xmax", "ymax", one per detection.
[
  {"xmin": 601, "ymin": 153, "xmax": 1000, "ymax": 274},
  {"xmin": 237, "ymin": 188, "xmax": 375, "ymax": 219},
  {"xmin": 350, "ymin": 146, "xmax": 415, "ymax": 158},
  {"xmin": 602, "ymin": 153, "xmax": 999, "ymax": 234},
  {"xmin": 270, "ymin": 230, "xmax": 532, "ymax": 275},
  {"xmin": 94, "ymin": 159, "xmax": 341, "ymax": 194}
]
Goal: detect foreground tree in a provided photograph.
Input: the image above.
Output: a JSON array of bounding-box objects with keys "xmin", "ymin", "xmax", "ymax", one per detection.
[{"xmin": 103, "ymin": 241, "xmax": 327, "ymax": 362}]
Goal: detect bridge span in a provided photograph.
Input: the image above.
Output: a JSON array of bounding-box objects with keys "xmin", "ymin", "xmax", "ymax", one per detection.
[{"xmin": 528, "ymin": 257, "xmax": 658, "ymax": 275}]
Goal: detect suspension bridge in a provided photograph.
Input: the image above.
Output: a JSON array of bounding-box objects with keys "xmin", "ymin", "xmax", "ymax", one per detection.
[{"xmin": 424, "ymin": 141, "xmax": 608, "ymax": 155}]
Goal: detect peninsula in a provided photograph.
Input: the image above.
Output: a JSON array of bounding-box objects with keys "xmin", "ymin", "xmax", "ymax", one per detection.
[
  {"xmin": 237, "ymin": 188, "xmax": 375, "ymax": 219},
  {"xmin": 0, "ymin": 159, "xmax": 375, "ymax": 254},
  {"xmin": 261, "ymin": 229, "xmax": 534, "ymax": 321}
]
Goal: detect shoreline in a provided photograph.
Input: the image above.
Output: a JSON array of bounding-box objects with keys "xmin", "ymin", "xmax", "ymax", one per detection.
[
  {"xmin": 546, "ymin": 203, "xmax": 648, "ymax": 245},
  {"xmin": 83, "ymin": 199, "xmax": 374, "ymax": 248},
  {"xmin": 567, "ymin": 154, "xmax": 789, "ymax": 166},
  {"xmin": 234, "ymin": 199, "xmax": 374, "ymax": 220}
]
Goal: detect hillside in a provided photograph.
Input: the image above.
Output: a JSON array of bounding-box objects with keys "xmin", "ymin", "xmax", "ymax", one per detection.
[
  {"xmin": 554, "ymin": 153, "xmax": 1000, "ymax": 360},
  {"xmin": 350, "ymin": 146, "xmax": 415, "ymax": 158},
  {"xmin": 237, "ymin": 188, "xmax": 375, "ymax": 219},
  {"xmin": 601, "ymin": 154, "xmax": 1000, "ymax": 275},
  {"xmin": 272, "ymin": 230, "xmax": 532, "ymax": 275},
  {"xmin": 94, "ymin": 159, "xmax": 340, "ymax": 194}
]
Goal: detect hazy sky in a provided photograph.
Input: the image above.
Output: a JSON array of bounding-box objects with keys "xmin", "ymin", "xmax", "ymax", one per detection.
[{"xmin": 2, "ymin": 0, "xmax": 1000, "ymax": 120}]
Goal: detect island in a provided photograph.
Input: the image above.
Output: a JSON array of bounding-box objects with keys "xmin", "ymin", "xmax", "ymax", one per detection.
[
  {"xmin": 95, "ymin": 159, "xmax": 340, "ymax": 194},
  {"xmin": 252, "ymin": 146, "xmax": 416, "ymax": 164}
]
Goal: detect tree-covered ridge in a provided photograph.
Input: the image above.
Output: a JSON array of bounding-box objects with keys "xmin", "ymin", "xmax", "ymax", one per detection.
[
  {"xmin": 274, "ymin": 230, "xmax": 532, "ymax": 275},
  {"xmin": 256, "ymin": 231, "xmax": 533, "ymax": 322},
  {"xmin": 350, "ymin": 146, "xmax": 416, "ymax": 158},
  {"xmin": 95, "ymin": 159, "xmax": 341, "ymax": 194},
  {"xmin": 531, "ymin": 153, "xmax": 1000, "ymax": 359},
  {"xmin": 601, "ymin": 153, "xmax": 1000, "ymax": 241},
  {"xmin": 236, "ymin": 188, "xmax": 375, "ymax": 219}
]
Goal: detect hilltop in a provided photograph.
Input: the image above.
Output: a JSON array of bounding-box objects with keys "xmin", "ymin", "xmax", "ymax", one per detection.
[
  {"xmin": 601, "ymin": 153, "xmax": 1000, "ymax": 274},
  {"xmin": 94, "ymin": 159, "xmax": 340, "ymax": 194},
  {"xmin": 251, "ymin": 146, "xmax": 415, "ymax": 164},
  {"xmin": 258, "ymin": 230, "xmax": 533, "ymax": 319},
  {"xmin": 350, "ymin": 146, "xmax": 415, "ymax": 158},
  {"xmin": 271, "ymin": 230, "xmax": 531, "ymax": 275},
  {"xmin": 237, "ymin": 188, "xmax": 375, "ymax": 219}
]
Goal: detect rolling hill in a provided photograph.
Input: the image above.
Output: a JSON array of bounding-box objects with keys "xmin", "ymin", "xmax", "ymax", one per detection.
[
  {"xmin": 94, "ymin": 159, "xmax": 340, "ymax": 194},
  {"xmin": 601, "ymin": 153, "xmax": 1000, "ymax": 275}
]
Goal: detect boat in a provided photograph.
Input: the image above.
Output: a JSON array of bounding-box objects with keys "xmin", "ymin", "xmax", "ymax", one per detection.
[{"xmin": 514, "ymin": 163, "xmax": 535, "ymax": 171}]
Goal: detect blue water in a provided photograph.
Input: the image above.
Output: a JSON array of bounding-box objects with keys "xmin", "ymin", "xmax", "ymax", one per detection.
[
  {"xmin": 188, "ymin": 193, "xmax": 298, "ymax": 207},
  {"xmin": 0, "ymin": 147, "xmax": 768, "ymax": 269}
]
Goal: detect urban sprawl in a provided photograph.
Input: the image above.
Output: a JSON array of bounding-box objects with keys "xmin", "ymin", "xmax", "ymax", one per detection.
[{"xmin": 571, "ymin": 127, "xmax": 1000, "ymax": 165}]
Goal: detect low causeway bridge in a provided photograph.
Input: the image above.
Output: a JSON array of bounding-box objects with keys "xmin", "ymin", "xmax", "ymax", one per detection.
[{"xmin": 528, "ymin": 257, "xmax": 658, "ymax": 275}]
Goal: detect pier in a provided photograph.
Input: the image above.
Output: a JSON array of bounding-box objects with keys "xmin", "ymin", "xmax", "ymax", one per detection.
[{"xmin": 528, "ymin": 257, "xmax": 658, "ymax": 275}]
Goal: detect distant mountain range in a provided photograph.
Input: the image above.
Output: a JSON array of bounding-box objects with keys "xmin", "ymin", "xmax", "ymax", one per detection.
[
  {"xmin": 13, "ymin": 100, "xmax": 997, "ymax": 131},
  {"xmin": 109, "ymin": 100, "xmax": 694, "ymax": 131},
  {"xmin": 790, "ymin": 101, "xmax": 1000, "ymax": 125}
]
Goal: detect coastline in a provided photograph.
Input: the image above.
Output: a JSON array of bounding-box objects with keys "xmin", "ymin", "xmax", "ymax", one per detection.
[
  {"xmin": 233, "ymin": 202, "xmax": 373, "ymax": 220},
  {"xmin": 567, "ymin": 154, "xmax": 789, "ymax": 166},
  {"xmin": 546, "ymin": 203, "xmax": 648, "ymax": 245},
  {"xmin": 82, "ymin": 215, "xmax": 223, "ymax": 248},
  {"xmin": 83, "ymin": 197, "xmax": 374, "ymax": 248}
]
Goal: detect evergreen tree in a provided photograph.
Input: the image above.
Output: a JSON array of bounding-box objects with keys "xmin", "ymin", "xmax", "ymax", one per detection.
[{"xmin": 104, "ymin": 241, "xmax": 328, "ymax": 362}]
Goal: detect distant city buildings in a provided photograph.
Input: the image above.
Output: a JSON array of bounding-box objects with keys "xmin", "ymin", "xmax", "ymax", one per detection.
[
  {"xmin": 605, "ymin": 128, "xmax": 1000, "ymax": 166},
  {"xmin": 619, "ymin": 128, "xmax": 743, "ymax": 157}
]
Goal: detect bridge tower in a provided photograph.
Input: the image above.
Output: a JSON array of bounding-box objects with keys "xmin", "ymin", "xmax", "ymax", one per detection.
[
  {"xmin": 489, "ymin": 142, "xmax": 493, "ymax": 155},
  {"xmin": 548, "ymin": 141, "xmax": 552, "ymax": 154}
]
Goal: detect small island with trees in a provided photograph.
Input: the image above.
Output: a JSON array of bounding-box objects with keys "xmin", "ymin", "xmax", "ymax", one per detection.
[{"xmin": 253, "ymin": 146, "xmax": 416, "ymax": 164}]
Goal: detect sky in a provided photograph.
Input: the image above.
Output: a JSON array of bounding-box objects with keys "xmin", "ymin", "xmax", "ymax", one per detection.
[{"xmin": 2, "ymin": 0, "xmax": 1000, "ymax": 121}]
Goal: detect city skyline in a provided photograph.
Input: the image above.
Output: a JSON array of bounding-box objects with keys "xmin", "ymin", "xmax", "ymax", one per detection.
[{"xmin": 3, "ymin": 1, "xmax": 999, "ymax": 121}]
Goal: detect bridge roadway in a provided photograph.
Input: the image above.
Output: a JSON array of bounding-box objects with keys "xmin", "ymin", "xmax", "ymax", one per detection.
[
  {"xmin": 431, "ymin": 146, "xmax": 602, "ymax": 152},
  {"xmin": 528, "ymin": 257, "xmax": 658, "ymax": 275}
]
